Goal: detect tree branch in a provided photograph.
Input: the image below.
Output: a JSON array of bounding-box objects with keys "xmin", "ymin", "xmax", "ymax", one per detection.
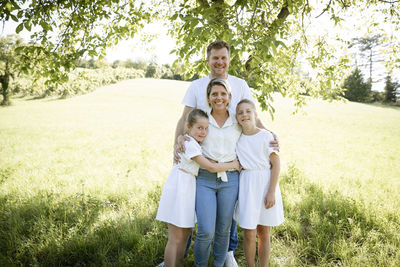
[
  {"xmin": 316, "ymin": 0, "xmax": 332, "ymax": 18},
  {"xmin": 245, "ymin": 4, "xmax": 291, "ymax": 72},
  {"xmin": 248, "ymin": 0, "xmax": 259, "ymax": 34},
  {"xmin": 52, "ymin": 2, "xmax": 80, "ymax": 53}
]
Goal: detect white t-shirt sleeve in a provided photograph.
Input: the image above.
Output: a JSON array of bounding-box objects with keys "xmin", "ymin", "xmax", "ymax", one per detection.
[
  {"xmin": 240, "ymin": 80, "xmax": 255, "ymax": 102},
  {"xmin": 182, "ymin": 82, "xmax": 197, "ymax": 108},
  {"xmin": 184, "ymin": 139, "xmax": 202, "ymax": 159},
  {"xmin": 264, "ymin": 131, "xmax": 280, "ymax": 157}
]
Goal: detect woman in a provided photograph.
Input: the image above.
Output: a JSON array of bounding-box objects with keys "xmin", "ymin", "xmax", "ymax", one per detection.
[{"xmin": 193, "ymin": 78, "xmax": 241, "ymax": 267}]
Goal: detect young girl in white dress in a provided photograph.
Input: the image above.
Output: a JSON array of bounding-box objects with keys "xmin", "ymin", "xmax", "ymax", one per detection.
[
  {"xmin": 235, "ymin": 99, "xmax": 284, "ymax": 267},
  {"xmin": 156, "ymin": 109, "xmax": 241, "ymax": 267}
]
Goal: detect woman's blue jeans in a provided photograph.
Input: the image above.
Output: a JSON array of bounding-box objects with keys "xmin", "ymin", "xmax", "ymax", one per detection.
[{"xmin": 194, "ymin": 169, "xmax": 239, "ymax": 267}]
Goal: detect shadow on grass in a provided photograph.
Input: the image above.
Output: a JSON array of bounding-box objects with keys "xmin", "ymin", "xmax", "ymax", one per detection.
[
  {"xmin": 2, "ymin": 167, "xmax": 398, "ymax": 266},
  {"xmin": 275, "ymin": 165, "xmax": 399, "ymax": 266},
  {"xmin": 0, "ymin": 185, "xmax": 167, "ymax": 267}
]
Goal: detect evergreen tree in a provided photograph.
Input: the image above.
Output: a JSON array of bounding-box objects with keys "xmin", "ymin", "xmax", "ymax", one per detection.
[
  {"xmin": 343, "ymin": 68, "xmax": 371, "ymax": 102},
  {"xmin": 383, "ymin": 74, "xmax": 398, "ymax": 103}
]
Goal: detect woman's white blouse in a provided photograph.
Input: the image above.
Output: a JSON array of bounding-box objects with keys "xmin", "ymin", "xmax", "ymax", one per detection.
[{"xmin": 201, "ymin": 112, "xmax": 242, "ymax": 163}]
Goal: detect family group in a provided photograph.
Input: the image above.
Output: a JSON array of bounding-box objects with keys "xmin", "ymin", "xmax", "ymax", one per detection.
[{"xmin": 156, "ymin": 40, "xmax": 284, "ymax": 267}]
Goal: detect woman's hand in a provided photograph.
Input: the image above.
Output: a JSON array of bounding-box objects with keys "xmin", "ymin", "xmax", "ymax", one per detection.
[
  {"xmin": 264, "ymin": 191, "xmax": 276, "ymax": 209},
  {"xmin": 173, "ymin": 135, "xmax": 190, "ymax": 164}
]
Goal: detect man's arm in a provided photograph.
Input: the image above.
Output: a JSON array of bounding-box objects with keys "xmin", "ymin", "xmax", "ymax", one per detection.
[
  {"xmin": 256, "ymin": 117, "xmax": 267, "ymax": 130},
  {"xmin": 256, "ymin": 117, "xmax": 279, "ymax": 150},
  {"xmin": 173, "ymin": 106, "xmax": 194, "ymax": 163}
]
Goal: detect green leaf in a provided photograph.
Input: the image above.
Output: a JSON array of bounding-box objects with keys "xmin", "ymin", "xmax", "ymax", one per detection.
[
  {"xmin": 16, "ymin": 23, "xmax": 24, "ymax": 33},
  {"xmin": 10, "ymin": 14, "xmax": 18, "ymax": 22},
  {"xmin": 5, "ymin": 2, "xmax": 12, "ymax": 11},
  {"xmin": 25, "ymin": 21, "xmax": 32, "ymax": 31}
]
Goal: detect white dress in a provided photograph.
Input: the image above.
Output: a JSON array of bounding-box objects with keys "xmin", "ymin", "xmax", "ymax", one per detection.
[
  {"xmin": 156, "ymin": 135, "xmax": 202, "ymax": 228},
  {"xmin": 236, "ymin": 129, "xmax": 284, "ymax": 229}
]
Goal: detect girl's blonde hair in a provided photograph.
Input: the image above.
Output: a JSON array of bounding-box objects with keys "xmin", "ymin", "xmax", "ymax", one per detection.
[{"xmin": 236, "ymin": 99, "xmax": 256, "ymax": 113}]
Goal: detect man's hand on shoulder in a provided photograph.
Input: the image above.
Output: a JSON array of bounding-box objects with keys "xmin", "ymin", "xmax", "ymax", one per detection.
[
  {"xmin": 269, "ymin": 132, "xmax": 279, "ymax": 152},
  {"xmin": 173, "ymin": 135, "xmax": 190, "ymax": 164}
]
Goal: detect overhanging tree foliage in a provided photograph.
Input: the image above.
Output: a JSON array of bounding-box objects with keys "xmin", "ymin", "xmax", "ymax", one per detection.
[
  {"xmin": 164, "ymin": 0, "xmax": 399, "ymax": 114},
  {"xmin": 1, "ymin": 0, "xmax": 152, "ymax": 91},
  {"xmin": 1, "ymin": 0, "xmax": 400, "ymax": 112}
]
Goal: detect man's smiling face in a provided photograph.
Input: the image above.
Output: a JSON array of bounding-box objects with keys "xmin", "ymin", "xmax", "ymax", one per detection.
[{"xmin": 207, "ymin": 47, "xmax": 230, "ymax": 79}]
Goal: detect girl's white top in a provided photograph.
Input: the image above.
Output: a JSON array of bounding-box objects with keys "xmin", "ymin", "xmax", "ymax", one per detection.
[
  {"xmin": 236, "ymin": 129, "xmax": 279, "ymax": 170},
  {"xmin": 201, "ymin": 111, "xmax": 242, "ymax": 181},
  {"xmin": 178, "ymin": 135, "xmax": 202, "ymax": 176}
]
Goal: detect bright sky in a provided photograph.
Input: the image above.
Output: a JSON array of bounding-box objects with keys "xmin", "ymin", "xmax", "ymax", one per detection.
[
  {"xmin": 105, "ymin": 22, "xmax": 177, "ymax": 65},
  {"xmin": 1, "ymin": 20, "xmax": 177, "ymax": 65}
]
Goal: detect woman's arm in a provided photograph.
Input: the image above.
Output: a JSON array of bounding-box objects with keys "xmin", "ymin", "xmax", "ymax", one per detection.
[
  {"xmin": 192, "ymin": 155, "xmax": 240, "ymax": 173},
  {"xmin": 264, "ymin": 153, "xmax": 280, "ymax": 209}
]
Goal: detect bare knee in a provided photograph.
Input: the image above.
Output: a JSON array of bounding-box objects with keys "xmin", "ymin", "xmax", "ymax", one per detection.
[
  {"xmin": 168, "ymin": 224, "xmax": 192, "ymax": 245},
  {"xmin": 257, "ymin": 226, "xmax": 271, "ymax": 242},
  {"xmin": 244, "ymin": 229, "xmax": 257, "ymax": 243}
]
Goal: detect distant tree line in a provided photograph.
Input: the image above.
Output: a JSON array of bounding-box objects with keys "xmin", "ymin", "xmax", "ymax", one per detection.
[
  {"xmin": 0, "ymin": 34, "xmax": 199, "ymax": 105},
  {"xmin": 342, "ymin": 67, "xmax": 399, "ymax": 104},
  {"xmin": 77, "ymin": 57, "xmax": 199, "ymax": 81}
]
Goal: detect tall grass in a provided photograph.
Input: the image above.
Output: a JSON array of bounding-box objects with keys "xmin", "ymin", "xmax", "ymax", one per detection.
[{"xmin": 1, "ymin": 78, "xmax": 399, "ymax": 266}]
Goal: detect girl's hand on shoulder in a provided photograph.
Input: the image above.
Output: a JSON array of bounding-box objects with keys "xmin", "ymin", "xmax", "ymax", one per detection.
[
  {"xmin": 264, "ymin": 192, "xmax": 276, "ymax": 209},
  {"xmin": 232, "ymin": 158, "xmax": 241, "ymax": 171}
]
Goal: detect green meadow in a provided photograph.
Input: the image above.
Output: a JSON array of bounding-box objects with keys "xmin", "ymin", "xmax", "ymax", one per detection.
[{"xmin": 1, "ymin": 78, "xmax": 399, "ymax": 266}]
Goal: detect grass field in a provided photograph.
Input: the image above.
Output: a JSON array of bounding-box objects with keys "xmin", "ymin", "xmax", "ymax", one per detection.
[{"xmin": 1, "ymin": 78, "xmax": 399, "ymax": 266}]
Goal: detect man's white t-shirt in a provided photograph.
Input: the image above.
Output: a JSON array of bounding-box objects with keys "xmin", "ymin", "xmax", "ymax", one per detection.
[{"xmin": 181, "ymin": 75, "xmax": 254, "ymax": 115}]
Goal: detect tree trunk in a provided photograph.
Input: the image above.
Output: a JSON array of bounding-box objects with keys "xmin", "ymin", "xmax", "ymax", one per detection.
[
  {"xmin": 0, "ymin": 73, "xmax": 11, "ymax": 106},
  {"xmin": 369, "ymin": 49, "xmax": 372, "ymax": 81}
]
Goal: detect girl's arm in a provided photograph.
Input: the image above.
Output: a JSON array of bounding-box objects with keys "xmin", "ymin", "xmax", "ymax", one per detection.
[
  {"xmin": 265, "ymin": 153, "xmax": 280, "ymax": 209},
  {"xmin": 192, "ymin": 155, "xmax": 240, "ymax": 173}
]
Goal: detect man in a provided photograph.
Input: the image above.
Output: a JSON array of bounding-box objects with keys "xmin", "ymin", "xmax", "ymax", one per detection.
[{"xmin": 172, "ymin": 40, "xmax": 278, "ymax": 266}]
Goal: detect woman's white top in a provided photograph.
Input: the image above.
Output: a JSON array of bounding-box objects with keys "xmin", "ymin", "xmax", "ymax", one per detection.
[
  {"xmin": 201, "ymin": 111, "xmax": 242, "ymax": 181},
  {"xmin": 178, "ymin": 135, "xmax": 202, "ymax": 176}
]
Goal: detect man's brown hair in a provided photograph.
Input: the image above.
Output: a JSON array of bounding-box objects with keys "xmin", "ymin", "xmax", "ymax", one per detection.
[{"xmin": 206, "ymin": 40, "xmax": 230, "ymax": 59}]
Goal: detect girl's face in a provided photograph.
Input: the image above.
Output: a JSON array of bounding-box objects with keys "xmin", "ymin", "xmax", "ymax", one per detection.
[
  {"xmin": 236, "ymin": 103, "xmax": 257, "ymax": 128},
  {"xmin": 187, "ymin": 117, "xmax": 209, "ymax": 142},
  {"xmin": 208, "ymin": 85, "xmax": 231, "ymax": 111}
]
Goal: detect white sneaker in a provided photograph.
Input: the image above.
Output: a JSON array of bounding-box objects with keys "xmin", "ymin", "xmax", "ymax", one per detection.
[
  {"xmin": 225, "ymin": 251, "xmax": 239, "ymax": 267},
  {"xmin": 156, "ymin": 262, "xmax": 165, "ymax": 267}
]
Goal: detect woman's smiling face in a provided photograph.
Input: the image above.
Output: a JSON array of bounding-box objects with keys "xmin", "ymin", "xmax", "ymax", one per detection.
[{"xmin": 207, "ymin": 84, "xmax": 231, "ymax": 111}]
